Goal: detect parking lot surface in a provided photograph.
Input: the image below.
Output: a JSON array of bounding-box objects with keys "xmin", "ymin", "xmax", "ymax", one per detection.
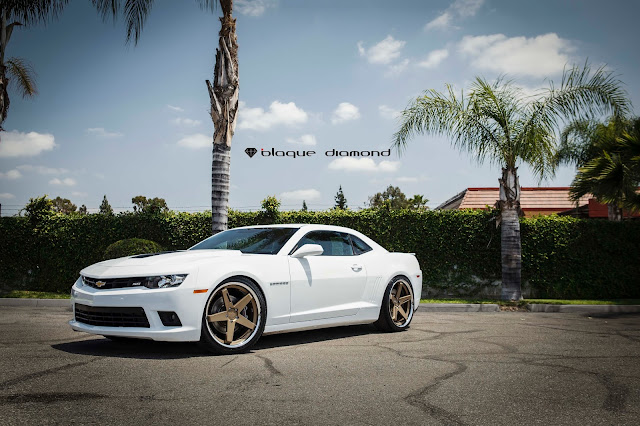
[{"xmin": 1, "ymin": 306, "xmax": 639, "ymax": 425}]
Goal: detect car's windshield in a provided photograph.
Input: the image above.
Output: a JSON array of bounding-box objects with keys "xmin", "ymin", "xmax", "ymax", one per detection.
[{"xmin": 189, "ymin": 227, "xmax": 299, "ymax": 254}]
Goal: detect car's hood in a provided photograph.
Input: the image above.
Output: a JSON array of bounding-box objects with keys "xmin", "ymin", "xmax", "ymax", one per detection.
[{"xmin": 81, "ymin": 250, "xmax": 243, "ymax": 277}]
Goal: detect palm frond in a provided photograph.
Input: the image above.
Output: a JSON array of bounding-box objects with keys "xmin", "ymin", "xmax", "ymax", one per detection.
[
  {"xmin": 555, "ymin": 119, "xmax": 597, "ymax": 167},
  {"xmin": 392, "ymin": 85, "xmax": 503, "ymax": 166},
  {"xmin": 196, "ymin": 0, "xmax": 218, "ymax": 12},
  {"xmin": 91, "ymin": 0, "xmax": 120, "ymax": 21},
  {"xmin": 550, "ymin": 61, "xmax": 631, "ymax": 121},
  {"xmin": 6, "ymin": 57, "xmax": 37, "ymax": 98},
  {"xmin": 123, "ymin": 0, "xmax": 154, "ymax": 45},
  {"xmin": 2, "ymin": 0, "xmax": 68, "ymax": 27}
]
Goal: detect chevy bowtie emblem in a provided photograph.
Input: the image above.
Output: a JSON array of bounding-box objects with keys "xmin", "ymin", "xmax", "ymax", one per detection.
[
  {"xmin": 95, "ymin": 281, "xmax": 106, "ymax": 288},
  {"xmin": 245, "ymin": 147, "xmax": 257, "ymax": 158}
]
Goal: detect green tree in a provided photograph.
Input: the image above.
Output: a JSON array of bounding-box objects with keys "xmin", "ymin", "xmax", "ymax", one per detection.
[
  {"xmin": 0, "ymin": 1, "xmax": 68, "ymax": 131},
  {"xmin": 260, "ymin": 195, "xmax": 280, "ymax": 223},
  {"xmin": 94, "ymin": 0, "xmax": 234, "ymax": 234},
  {"xmin": 131, "ymin": 195, "xmax": 168, "ymax": 214},
  {"xmin": 52, "ymin": 196, "xmax": 76, "ymax": 214},
  {"xmin": 334, "ymin": 185, "xmax": 348, "ymax": 210},
  {"xmin": 301, "ymin": 200, "xmax": 308, "ymax": 211},
  {"xmin": 393, "ymin": 64, "xmax": 629, "ymax": 300},
  {"xmin": 78, "ymin": 204, "xmax": 88, "ymax": 215},
  {"xmin": 409, "ymin": 194, "xmax": 429, "ymax": 210},
  {"xmin": 568, "ymin": 117, "xmax": 640, "ymax": 219},
  {"xmin": 369, "ymin": 185, "xmax": 410, "ymax": 209},
  {"xmin": 22, "ymin": 194, "xmax": 53, "ymax": 222},
  {"xmin": 99, "ymin": 195, "xmax": 113, "ymax": 215},
  {"xmin": 557, "ymin": 117, "xmax": 640, "ymax": 220}
]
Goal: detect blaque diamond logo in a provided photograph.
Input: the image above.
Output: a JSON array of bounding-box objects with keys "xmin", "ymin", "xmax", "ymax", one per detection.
[{"xmin": 245, "ymin": 148, "xmax": 257, "ymax": 158}]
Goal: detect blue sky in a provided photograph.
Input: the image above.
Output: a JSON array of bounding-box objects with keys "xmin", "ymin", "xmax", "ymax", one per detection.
[{"xmin": 1, "ymin": 0, "xmax": 639, "ymax": 215}]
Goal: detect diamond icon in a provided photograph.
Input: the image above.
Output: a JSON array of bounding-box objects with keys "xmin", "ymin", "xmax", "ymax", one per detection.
[{"xmin": 245, "ymin": 148, "xmax": 257, "ymax": 158}]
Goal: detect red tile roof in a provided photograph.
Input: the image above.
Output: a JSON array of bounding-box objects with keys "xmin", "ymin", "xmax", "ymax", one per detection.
[{"xmin": 456, "ymin": 187, "xmax": 591, "ymax": 211}]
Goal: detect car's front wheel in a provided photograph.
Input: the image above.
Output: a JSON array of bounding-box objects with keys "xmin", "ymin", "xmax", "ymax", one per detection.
[
  {"xmin": 374, "ymin": 276, "xmax": 414, "ymax": 332},
  {"xmin": 199, "ymin": 277, "xmax": 266, "ymax": 355}
]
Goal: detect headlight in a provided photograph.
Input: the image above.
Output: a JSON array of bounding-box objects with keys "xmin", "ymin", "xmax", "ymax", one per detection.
[{"xmin": 143, "ymin": 274, "xmax": 188, "ymax": 289}]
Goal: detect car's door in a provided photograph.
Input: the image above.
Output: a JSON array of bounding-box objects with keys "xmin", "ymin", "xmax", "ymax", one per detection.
[{"xmin": 288, "ymin": 230, "xmax": 367, "ymax": 323}]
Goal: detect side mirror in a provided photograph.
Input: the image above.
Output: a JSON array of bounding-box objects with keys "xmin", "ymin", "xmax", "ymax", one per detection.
[{"xmin": 291, "ymin": 244, "xmax": 324, "ymax": 258}]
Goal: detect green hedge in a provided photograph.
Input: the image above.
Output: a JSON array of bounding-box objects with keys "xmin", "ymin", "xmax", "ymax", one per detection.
[
  {"xmin": 0, "ymin": 209, "xmax": 638, "ymax": 298},
  {"xmin": 103, "ymin": 238, "xmax": 165, "ymax": 260}
]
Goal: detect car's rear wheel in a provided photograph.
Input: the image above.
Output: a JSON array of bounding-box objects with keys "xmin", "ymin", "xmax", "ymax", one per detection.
[
  {"xmin": 199, "ymin": 277, "xmax": 266, "ymax": 355},
  {"xmin": 374, "ymin": 276, "xmax": 414, "ymax": 332}
]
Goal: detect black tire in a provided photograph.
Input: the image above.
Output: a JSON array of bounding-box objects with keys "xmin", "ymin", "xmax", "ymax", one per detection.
[
  {"xmin": 374, "ymin": 276, "xmax": 415, "ymax": 332},
  {"xmin": 199, "ymin": 276, "xmax": 266, "ymax": 355}
]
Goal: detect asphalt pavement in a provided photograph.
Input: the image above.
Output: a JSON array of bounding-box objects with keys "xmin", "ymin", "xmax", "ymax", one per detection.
[{"xmin": 1, "ymin": 306, "xmax": 639, "ymax": 425}]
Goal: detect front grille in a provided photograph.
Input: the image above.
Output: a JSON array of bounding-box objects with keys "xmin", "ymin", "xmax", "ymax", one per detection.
[
  {"xmin": 82, "ymin": 276, "xmax": 145, "ymax": 290},
  {"xmin": 74, "ymin": 304, "xmax": 150, "ymax": 328}
]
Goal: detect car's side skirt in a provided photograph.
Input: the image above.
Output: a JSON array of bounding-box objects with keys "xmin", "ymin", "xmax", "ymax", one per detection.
[{"xmin": 263, "ymin": 306, "xmax": 379, "ymax": 335}]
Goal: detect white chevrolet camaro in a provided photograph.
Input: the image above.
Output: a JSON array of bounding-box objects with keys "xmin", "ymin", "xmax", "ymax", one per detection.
[{"xmin": 69, "ymin": 224, "xmax": 422, "ymax": 354}]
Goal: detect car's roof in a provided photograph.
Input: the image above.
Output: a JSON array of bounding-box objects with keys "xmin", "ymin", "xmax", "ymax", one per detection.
[{"xmin": 234, "ymin": 224, "xmax": 355, "ymax": 232}]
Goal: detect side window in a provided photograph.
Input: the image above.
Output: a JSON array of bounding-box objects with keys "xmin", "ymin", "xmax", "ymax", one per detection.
[
  {"xmin": 295, "ymin": 231, "xmax": 354, "ymax": 256},
  {"xmin": 350, "ymin": 235, "xmax": 373, "ymax": 255}
]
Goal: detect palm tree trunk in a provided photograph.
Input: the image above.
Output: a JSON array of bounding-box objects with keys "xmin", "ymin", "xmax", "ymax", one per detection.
[
  {"xmin": 497, "ymin": 167, "xmax": 522, "ymax": 300},
  {"xmin": 211, "ymin": 143, "xmax": 230, "ymax": 232},
  {"xmin": 607, "ymin": 204, "xmax": 623, "ymax": 221},
  {"xmin": 1, "ymin": 10, "xmax": 9, "ymax": 131},
  {"xmin": 207, "ymin": 0, "xmax": 238, "ymax": 234}
]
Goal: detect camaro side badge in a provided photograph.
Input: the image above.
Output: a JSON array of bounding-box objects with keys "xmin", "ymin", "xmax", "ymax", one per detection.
[
  {"xmin": 270, "ymin": 282, "xmax": 289, "ymax": 286},
  {"xmin": 95, "ymin": 281, "xmax": 106, "ymax": 288}
]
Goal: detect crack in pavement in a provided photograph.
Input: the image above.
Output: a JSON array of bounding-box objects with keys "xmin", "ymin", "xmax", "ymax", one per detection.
[
  {"xmin": 0, "ymin": 359, "xmax": 99, "ymax": 390},
  {"xmin": 255, "ymin": 354, "xmax": 283, "ymax": 376},
  {"xmin": 405, "ymin": 357, "xmax": 469, "ymax": 426}
]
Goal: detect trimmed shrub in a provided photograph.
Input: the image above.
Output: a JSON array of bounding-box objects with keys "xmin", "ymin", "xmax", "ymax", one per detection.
[
  {"xmin": 103, "ymin": 238, "xmax": 164, "ymax": 260},
  {"xmin": 0, "ymin": 209, "xmax": 638, "ymax": 298}
]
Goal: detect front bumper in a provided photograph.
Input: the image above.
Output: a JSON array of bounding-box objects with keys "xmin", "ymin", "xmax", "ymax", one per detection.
[{"xmin": 69, "ymin": 277, "xmax": 206, "ymax": 342}]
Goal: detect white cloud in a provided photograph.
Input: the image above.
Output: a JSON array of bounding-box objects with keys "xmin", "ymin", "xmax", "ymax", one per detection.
[
  {"xmin": 328, "ymin": 158, "xmax": 400, "ymax": 173},
  {"xmin": 357, "ymin": 35, "xmax": 406, "ymax": 65},
  {"xmin": 238, "ymin": 101, "xmax": 308, "ymax": 131},
  {"xmin": 86, "ymin": 127, "xmax": 123, "ymax": 138},
  {"xmin": 171, "ymin": 118, "xmax": 202, "ymax": 127},
  {"xmin": 167, "ymin": 105, "xmax": 184, "ymax": 112},
  {"xmin": 425, "ymin": 0, "xmax": 484, "ymax": 31},
  {"xmin": 425, "ymin": 12, "xmax": 452, "ymax": 30},
  {"xmin": 418, "ymin": 49, "xmax": 449, "ymax": 68},
  {"xmin": 0, "ymin": 193, "xmax": 15, "ymax": 199},
  {"xmin": 286, "ymin": 134, "xmax": 317, "ymax": 146},
  {"xmin": 177, "ymin": 133, "xmax": 211, "ymax": 149},
  {"xmin": 0, "ymin": 131, "xmax": 56, "ymax": 158},
  {"xmin": 280, "ymin": 189, "xmax": 321, "ymax": 201},
  {"xmin": 385, "ymin": 58, "xmax": 410, "ymax": 76},
  {"xmin": 331, "ymin": 102, "xmax": 360, "ymax": 124},
  {"xmin": 0, "ymin": 169, "xmax": 22, "ymax": 179},
  {"xmin": 72, "ymin": 191, "xmax": 88, "ymax": 197},
  {"xmin": 379, "ymin": 105, "xmax": 401, "ymax": 120},
  {"xmin": 396, "ymin": 176, "xmax": 419, "ymax": 183},
  {"xmin": 395, "ymin": 175, "xmax": 430, "ymax": 183},
  {"xmin": 16, "ymin": 164, "xmax": 69, "ymax": 175},
  {"xmin": 235, "ymin": 0, "xmax": 275, "ymax": 17},
  {"xmin": 49, "ymin": 177, "xmax": 76, "ymax": 186},
  {"xmin": 459, "ymin": 33, "xmax": 574, "ymax": 77}
]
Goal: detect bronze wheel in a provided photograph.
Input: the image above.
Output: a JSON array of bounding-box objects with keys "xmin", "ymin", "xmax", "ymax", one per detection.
[
  {"xmin": 200, "ymin": 278, "xmax": 266, "ymax": 354},
  {"xmin": 389, "ymin": 279, "xmax": 413, "ymax": 327},
  {"xmin": 374, "ymin": 276, "xmax": 414, "ymax": 332}
]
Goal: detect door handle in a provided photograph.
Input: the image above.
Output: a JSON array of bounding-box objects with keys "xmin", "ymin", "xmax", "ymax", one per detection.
[{"xmin": 351, "ymin": 264, "xmax": 362, "ymax": 272}]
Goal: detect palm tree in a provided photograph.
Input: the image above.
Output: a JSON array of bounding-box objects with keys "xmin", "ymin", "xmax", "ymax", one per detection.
[
  {"xmin": 393, "ymin": 64, "xmax": 630, "ymax": 300},
  {"xmin": 568, "ymin": 117, "xmax": 640, "ymax": 219},
  {"xmin": 206, "ymin": 0, "xmax": 237, "ymax": 233},
  {"xmin": 0, "ymin": 1, "xmax": 67, "ymax": 133},
  {"xmin": 94, "ymin": 0, "xmax": 233, "ymax": 234}
]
